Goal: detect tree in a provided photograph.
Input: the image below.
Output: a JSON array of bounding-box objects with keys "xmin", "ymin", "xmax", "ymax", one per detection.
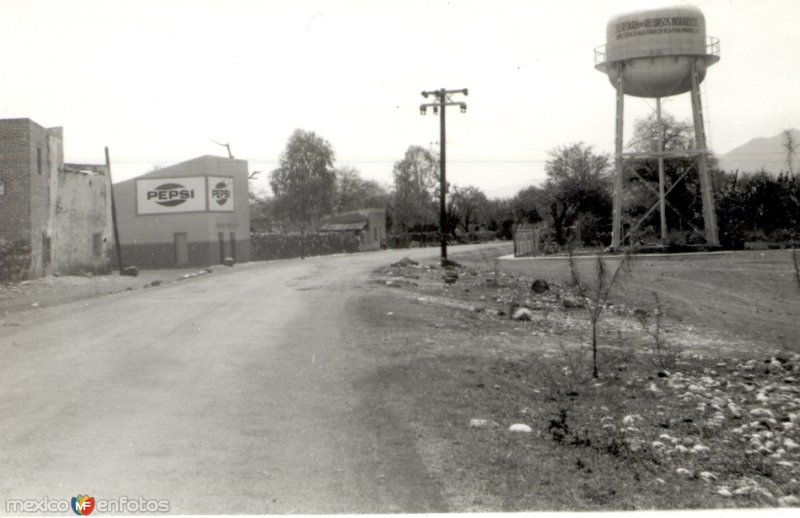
[
  {"xmin": 568, "ymin": 249, "xmax": 631, "ymax": 378},
  {"xmin": 544, "ymin": 143, "xmax": 612, "ymax": 245},
  {"xmin": 624, "ymin": 114, "xmax": 720, "ymax": 245},
  {"xmin": 449, "ymin": 185, "xmax": 489, "ymax": 235},
  {"xmin": 484, "ymin": 198, "xmax": 515, "ymax": 239},
  {"xmin": 269, "ymin": 129, "xmax": 336, "ymax": 257},
  {"xmin": 392, "ymin": 146, "xmax": 439, "ymax": 232},
  {"xmin": 511, "ymin": 186, "xmax": 547, "ymax": 225},
  {"xmin": 334, "ymin": 166, "xmax": 388, "ymax": 213}
]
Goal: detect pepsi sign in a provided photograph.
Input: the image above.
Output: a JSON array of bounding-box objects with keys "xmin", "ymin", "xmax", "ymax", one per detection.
[
  {"xmin": 136, "ymin": 177, "xmax": 207, "ymax": 214},
  {"xmin": 147, "ymin": 183, "xmax": 196, "ymax": 207},
  {"xmin": 208, "ymin": 176, "xmax": 234, "ymax": 212}
]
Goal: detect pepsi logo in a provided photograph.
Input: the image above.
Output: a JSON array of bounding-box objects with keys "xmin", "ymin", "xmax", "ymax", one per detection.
[
  {"xmin": 211, "ymin": 181, "xmax": 231, "ymax": 206},
  {"xmin": 146, "ymin": 183, "xmax": 195, "ymax": 207}
]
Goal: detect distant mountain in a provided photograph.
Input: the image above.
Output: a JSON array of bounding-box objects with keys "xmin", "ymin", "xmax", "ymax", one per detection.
[{"xmin": 717, "ymin": 129, "xmax": 800, "ymax": 176}]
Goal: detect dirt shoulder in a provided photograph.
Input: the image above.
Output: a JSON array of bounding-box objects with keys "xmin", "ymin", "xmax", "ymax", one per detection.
[
  {"xmin": 356, "ymin": 249, "xmax": 800, "ymax": 511},
  {"xmin": 0, "ymin": 263, "xmax": 262, "ymax": 316}
]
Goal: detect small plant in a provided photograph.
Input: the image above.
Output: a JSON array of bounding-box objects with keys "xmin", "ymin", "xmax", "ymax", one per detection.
[
  {"xmin": 568, "ymin": 247, "xmax": 632, "ymax": 378},
  {"xmin": 636, "ymin": 291, "xmax": 680, "ymax": 369}
]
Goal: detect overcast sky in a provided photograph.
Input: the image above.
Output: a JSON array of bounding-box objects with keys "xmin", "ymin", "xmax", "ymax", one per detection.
[{"xmin": 1, "ymin": 0, "xmax": 798, "ymax": 198}]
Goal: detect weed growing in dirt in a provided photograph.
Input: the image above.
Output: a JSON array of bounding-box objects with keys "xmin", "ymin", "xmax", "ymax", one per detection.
[
  {"xmin": 567, "ymin": 248, "xmax": 632, "ymax": 378},
  {"xmin": 636, "ymin": 292, "xmax": 681, "ymax": 369}
]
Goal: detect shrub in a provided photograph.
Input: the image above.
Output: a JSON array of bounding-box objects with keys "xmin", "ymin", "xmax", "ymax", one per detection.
[{"xmin": 250, "ymin": 232, "xmax": 360, "ymax": 261}]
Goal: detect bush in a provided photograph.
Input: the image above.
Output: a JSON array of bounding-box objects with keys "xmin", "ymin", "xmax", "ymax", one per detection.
[
  {"xmin": 250, "ymin": 232, "xmax": 360, "ymax": 261},
  {"xmin": 0, "ymin": 240, "xmax": 31, "ymax": 282}
]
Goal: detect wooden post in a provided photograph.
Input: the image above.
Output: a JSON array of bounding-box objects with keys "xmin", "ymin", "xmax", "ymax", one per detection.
[{"xmin": 105, "ymin": 147, "xmax": 124, "ymax": 273}]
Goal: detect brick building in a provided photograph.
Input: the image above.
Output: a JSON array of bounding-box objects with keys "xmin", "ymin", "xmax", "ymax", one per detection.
[
  {"xmin": 112, "ymin": 156, "xmax": 250, "ymax": 268},
  {"xmin": 0, "ymin": 118, "xmax": 112, "ymax": 278}
]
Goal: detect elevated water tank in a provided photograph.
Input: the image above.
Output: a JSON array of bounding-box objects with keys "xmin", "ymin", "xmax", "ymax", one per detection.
[{"xmin": 595, "ymin": 1, "xmax": 719, "ymax": 98}]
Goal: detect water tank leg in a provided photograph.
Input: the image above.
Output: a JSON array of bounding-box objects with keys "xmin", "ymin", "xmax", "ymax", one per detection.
[
  {"xmin": 657, "ymin": 98, "xmax": 668, "ymax": 246},
  {"xmin": 611, "ymin": 64, "xmax": 625, "ymax": 250},
  {"xmin": 690, "ymin": 59, "xmax": 720, "ymax": 247}
]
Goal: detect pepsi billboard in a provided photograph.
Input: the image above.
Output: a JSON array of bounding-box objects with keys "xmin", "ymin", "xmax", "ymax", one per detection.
[
  {"xmin": 136, "ymin": 177, "xmax": 208, "ymax": 214},
  {"xmin": 208, "ymin": 177, "xmax": 234, "ymax": 212}
]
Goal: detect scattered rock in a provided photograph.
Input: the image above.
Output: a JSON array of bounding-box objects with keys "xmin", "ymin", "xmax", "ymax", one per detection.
[
  {"xmin": 718, "ymin": 488, "xmax": 732, "ymax": 497},
  {"xmin": 509, "ymin": 423, "xmax": 533, "ymax": 433},
  {"xmin": 778, "ymin": 495, "xmax": 800, "ymax": 507},
  {"xmin": 676, "ymin": 468, "xmax": 692, "ymax": 477},
  {"xmin": 561, "ymin": 297, "xmax": 585, "ymax": 309},
  {"xmin": 122, "ymin": 266, "xmax": 139, "ymax": 277},
  {"xmin": 391, "ymin": 257, "xmax": 419, "ymax": 268},
  {"xmin": 223, "ymin": 257, "xmax": 235, "ymax": 267},
  {"xmin": 531, "ymin": 279, "xmax": 550, "ymax": 294},
  {"xmin": 699, "ymin": 471, "xmax": 717, "ymax": 481},
  {"xmin": 512, "ymin": 308, "xmax": 533, "ymax": 321},
  {"xmin": 469, "ymin": 419, "xmax": 489, "ymax": 428},
  {"xmin": 751, "ymin": 408, "xmax": 775, "ymax": 418}
]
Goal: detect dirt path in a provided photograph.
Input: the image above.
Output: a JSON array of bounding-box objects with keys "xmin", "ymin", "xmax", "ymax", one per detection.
[{"xmin": 1, "ymin": 246, "xmax": 510, "ymax": 513}]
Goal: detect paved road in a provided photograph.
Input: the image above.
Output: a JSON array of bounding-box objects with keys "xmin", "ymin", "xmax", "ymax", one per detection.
[{"xmin": 0, "ymin": 245, "xmax": 504, "ymax": 514}]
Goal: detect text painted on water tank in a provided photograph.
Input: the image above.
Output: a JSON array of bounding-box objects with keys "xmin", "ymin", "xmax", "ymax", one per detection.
[{"xmin": 616, "ymin": 17, "xmax": 699, "ymax": 40}]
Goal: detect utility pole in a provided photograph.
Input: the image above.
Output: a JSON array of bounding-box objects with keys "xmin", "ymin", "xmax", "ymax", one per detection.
[
  {"xmin": 420, "ymin": 88, "xmax": 468, "ymax": 266},
  {"xmin": 105, "ymin": 147, "xmax": 124, "ymax": 273}
]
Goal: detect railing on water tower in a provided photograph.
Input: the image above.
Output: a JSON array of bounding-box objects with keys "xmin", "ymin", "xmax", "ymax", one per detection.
[{"xmin": 593, "ymin": 36, "xmax": 719, "ymax": 67}]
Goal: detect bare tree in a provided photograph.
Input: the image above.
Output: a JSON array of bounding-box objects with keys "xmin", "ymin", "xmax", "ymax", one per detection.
[
  {"xmin": 211, "ymin": 140, "xmax": 234, "ymax": 159},
  {"xmin": 568, "ymin": 248, "xmax": 631, "ymax": 378}
]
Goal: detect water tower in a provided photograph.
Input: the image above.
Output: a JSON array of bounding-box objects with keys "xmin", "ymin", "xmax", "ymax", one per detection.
[{"xmin": 595, "ymin": 1, "xmax": 720, "ymax": 249}]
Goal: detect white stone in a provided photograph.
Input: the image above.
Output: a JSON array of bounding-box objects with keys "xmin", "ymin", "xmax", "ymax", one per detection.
[
  {"xmin": 750, "ymin": 408, "xmax": 775, "ymax": 418},
  {"xmin": 469, "ymin": 419, "xmax": 489, "ymax": 428},
  {"xmin": 512, "ymin": 308, "xmax": 534, "ymax": 321},
  {"xmin": 622, "ymin": 414, "xmax": 641, "ymax": 425},
  {"xmin": 692, "ymin": 444, "xmax": 710, "ymax": 453},
  {"xmin": 718, "ymin": 488, "xmax": 732, "ymax": 497},
  {"xmin": 784, "ymin": 438, "xmax": 800, "ymax": 451},
  {"xmin": 699, "ymin": 471, "xmax": 717, "ymax": 481},
  {"xmin": 509, "ymin": 423, "xmax": 533, "ymax": 433},
  {"xmin": 676, "ymin": 468, "xmax": 692, "ymax": 476}
]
